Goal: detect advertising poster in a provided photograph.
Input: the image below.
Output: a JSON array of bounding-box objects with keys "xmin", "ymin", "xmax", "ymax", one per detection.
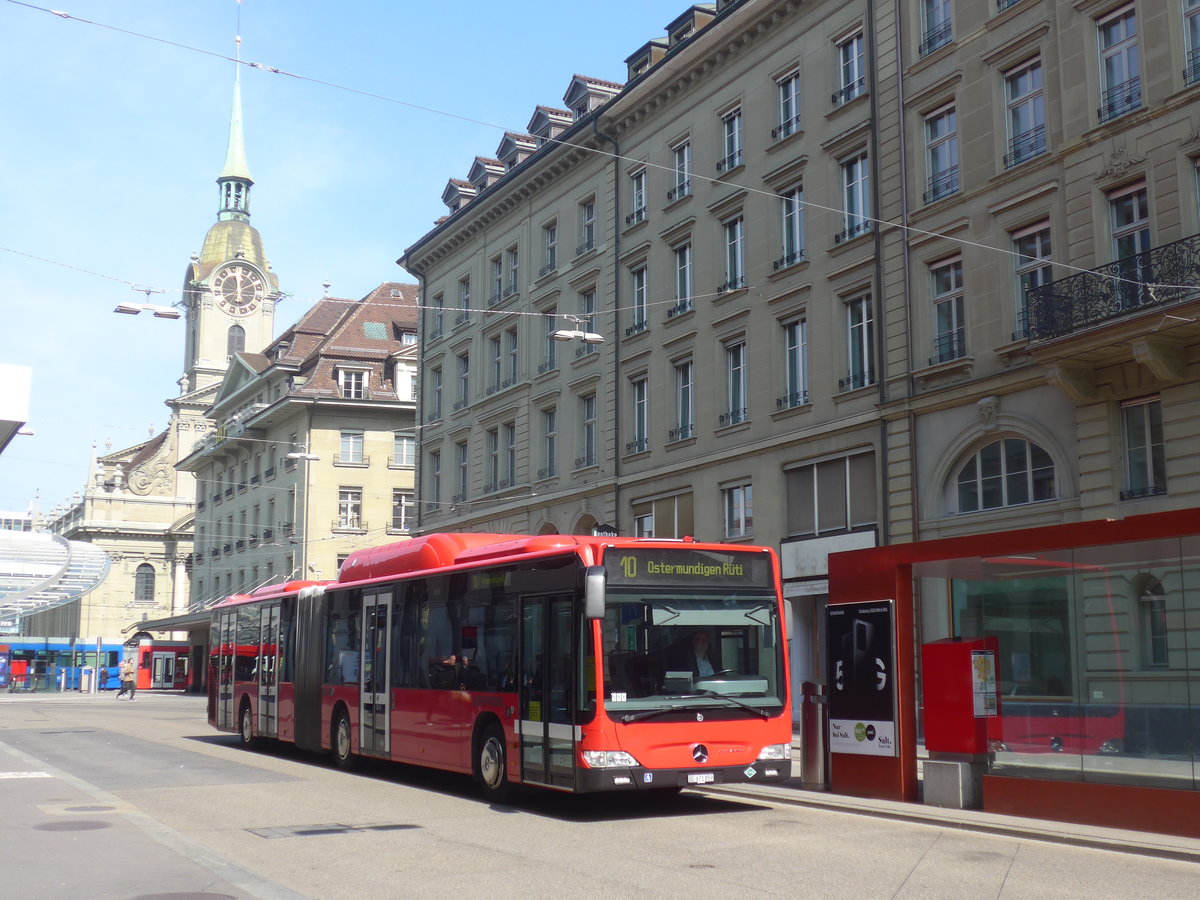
[
  {"xmin": 826, "ymin": 600, "xmax": 897, "ymax": 757},
  {"xmin": 971, "ymin": 649, "xmax": 998, "ymax": 717}
]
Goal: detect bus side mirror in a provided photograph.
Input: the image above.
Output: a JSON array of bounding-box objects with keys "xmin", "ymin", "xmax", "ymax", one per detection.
[{"xmin": 584, "ymin": 566, "xmax": 606, "ymax": 619}]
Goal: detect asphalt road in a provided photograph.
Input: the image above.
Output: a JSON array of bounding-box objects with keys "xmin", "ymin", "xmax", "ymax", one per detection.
[{"xmin": 2, "ymin": 692, "xmax": 1198, "ymax": 899}]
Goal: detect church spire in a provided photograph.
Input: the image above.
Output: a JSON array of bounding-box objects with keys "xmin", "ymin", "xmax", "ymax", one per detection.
[{"xmin": 217, "ymin": 35, "xmax": 253, "ymax": 223}]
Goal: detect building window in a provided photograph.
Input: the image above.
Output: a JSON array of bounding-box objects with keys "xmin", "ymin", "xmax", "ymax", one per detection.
[
  {"xmin": 542, "ymin": 309, "xmax": 558, "ymax": 372},
  {"xmin": 227, "ymin": 325, "xmax": 245, "ymax": 358},
  {"xmin": 578, "ymin": 199, "xmax": 596, "ymax": 254},
  {"xmin": 503, "ymin": 422, "xmax": 516, "ymax": 486},
  {"xmin": 672, "ymin": 243, "xmax": 693, "ymax": 315},
  {"xmin": 956, "ymin": 438, "xmax": 1055, "ymax": 512},
  {"xmin": 723, "ymin": 340, "xmax": 748, "ymax": 425},
  {"xmin": 780, "ymin": 318, "xmax": 808, "ymax": 409},
  {"xmin": 835, "ymin": 31, "xmax": 866, "ymax": 104},
  {"xmin": 1139, "ymin": 580, "xmax": 1168, "ymax": 668},
  {"xmin": 777, "ymin": 185, "xmax": 804, "ymax": 269},
  {"xmin": 673, "ymin": 360, "xmax": 694, "ymax": 441},
  {"xmin": 1122, "ymin": 397, "xmax": 1166, "ymax": 499},
  {"xmin": 632, "ymin": 493, "xmax": 693, "ymax": 540},
  {"xmin": 134, "ymin": 563, "xmax": 155, "ymax": 603},
  {"xmin": 579, "ymin": 290, "xmax": 598, "ymax": 356},
  {"xmin": 1187, "ymin": 0, "xmax": 1200, "ymax": 86},
  {"xmin": 456, "ymin": 352, "xmax": 470, "ymax": 408},
  {"xmin": 505, "ymin": 327, "xmax": 518, "ymax": 385},
  {"xmin": 786, "ymin": 452, "xmax": 876, "ymax": 537},
  {"xmin": 838, "ymin": 152, "xmax": 871, "ymax": 242},
  {"xmin": 1004, "ymin": 59, "xmax": 1046, "ymax": 168},
  {"xmin": 429, "ymin": 366, "xmax": 443, "ymax": 420},
  {"xmin": 628, "ymin": 377, "xmax": 649, "ymax": 454},
  {"xmin": 627, "ymin": 168, "xmax": 647, "ymax": 225},
  {"xmin": 722, "ymin": 483, "xmax": 753, "ymax": 538},
  {"xmin": 919, "ymin": 0, "xmax": 952, "ymax": 57},
  {"xmin": 1109, "ymin": 182, "xmax": 1151, "ymax": 309},
  {"xmin": 391, "ymin": 490, "xmax": 413, "ymax": 532},
  {"xmin": 775, "ymin": 70, "xmax": 801, "ymax": 139},
  {"xmin": 429, "ymin": 450, "xmax": 441, "ymax": 506},
  {"xmin": 457, "ymin": 277, "xmax": 471, "ymax": 323},
  {"xmin": 392, "ymin": 430, "xmax": 415, "ymax": 467},
  {"xmin": 486, "ymin": 427, "xmax": 500, "ymax": 491},
  {"xmin": 578, "ymin": 394, "xmax": 597, "ymax": 468},
  {"xmin": 455, "ymin": 440, "xmax": 469, "ymax": 500},
  {"xmin": 541, "ymin": 221, "xmax": 558, "ymax": 276},
  {"xmin": 721, "ymin": 216, "xmax": 746, "ymax": 291},
  {"xmin": 635, "ymin": 511, "xmax": 654, "ymax": 537},
  {"xmin": 930, "ymin": 258, "xmax": 966, "ymax": 365},
  {"xmin": 1012, "ymin": 223, "xmax": 1052, "ymax": 339},
  {"xmin": 336, "ymin": 369, "xmax": 366, "ymax": 399},
  {"xmin": 718, "ymin": 108, "xmax": 743, "ymax": 171},
  {"xmin": 489, "ymin": 255, "xmax": 503, "ymax": 307},
  {"xmin": 629, "ymin": 266, "xmax": 649, "ymax": 334},
  {"xmin": 431, "ymin": 292, "xmax": 444, "ymax": 337},
  {"xmin": 1098, "ymin": 5, "xmax": 1141, "ymax": 123},
  {"xmin": 505, "ymin": 246, "xmax": 520, "ymax": 297},
  {"xmin": 337, "ymin": 488, "xmax": 363, "ymax": 529},
  {"xmin": 843, "ymin": 294, "xmax": 875, "ymax": 390},
  {"xmin": 669, "ymin": 141, "xmax": 692, "ymax": 200},
  {"xmin": 924, "ymin": 105, "xmax": 959, "ymax": 203},
  {"xmin": 541, "ymin": 407, "xmax": 558, "ymax": 478},
  {"xmin": 338, "ymin": 429, "xmax": 365, "ymax": 464},
  {"xmin": 488, "ymin": 334, "xmax": 502, "ymax": 392}
]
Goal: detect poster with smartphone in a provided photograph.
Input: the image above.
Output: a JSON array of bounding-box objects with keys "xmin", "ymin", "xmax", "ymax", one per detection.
[{"xmin": 826, "ymin": 600, "xmax": 896, "ymax": 756}]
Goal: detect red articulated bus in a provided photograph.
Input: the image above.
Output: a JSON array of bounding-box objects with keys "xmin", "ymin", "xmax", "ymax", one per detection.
[{"xmin": 208, "ymin": 533, "xmax": 792, "ymax": 799}]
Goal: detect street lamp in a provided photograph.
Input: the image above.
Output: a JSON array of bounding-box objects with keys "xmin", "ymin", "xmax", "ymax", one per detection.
[
  {"xmin": 113, "ymin": 302, "xmax": 182, "ymax": 319},
  {"xmin": 550, "ymin": 315, "xmax": 605, "ymax": 344}
]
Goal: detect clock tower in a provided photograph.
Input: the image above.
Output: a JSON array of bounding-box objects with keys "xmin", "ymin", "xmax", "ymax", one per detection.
[{"xmin": 179, "ymin": 59, "xmax": 279, "ymax": 395}]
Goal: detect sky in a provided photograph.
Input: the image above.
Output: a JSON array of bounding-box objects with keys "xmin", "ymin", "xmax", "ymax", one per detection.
[{"xmin": 0, "ymin": 0, "xmax": 686, "ymax": 514}]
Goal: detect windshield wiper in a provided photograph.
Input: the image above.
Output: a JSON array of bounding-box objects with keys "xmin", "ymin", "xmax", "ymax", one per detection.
[
  {"xmin": 618, "ymin": 691, "xmax": 771, "ymax": 724},
  {"xmin": 620, "ymin": 705, "xmax": 683, "ymax": 724},
  {"xmin": 694, "ymin": 689, "xmax": 771, "ymax": 719}
]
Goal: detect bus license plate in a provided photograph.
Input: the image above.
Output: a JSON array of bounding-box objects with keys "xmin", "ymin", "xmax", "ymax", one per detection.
[{"xmin": 687, "ymin": 773, "xmax": 715, "ymax": 784}]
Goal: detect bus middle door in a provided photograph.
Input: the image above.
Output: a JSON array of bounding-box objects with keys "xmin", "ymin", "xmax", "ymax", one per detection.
[
  {"xmin": 217, "ymin": 610, "xmax": 237, "ymax": 729},
  {"xmin": 258, "ymin": 603, "xmax": 280, "ymax": 738},
  {"xmin": 519, "ymin": 593, "xmax": 576, "ymax": 790},
  {"xmin": 360, "ymin": 590, "xmax": 392, "ymax": 757}
]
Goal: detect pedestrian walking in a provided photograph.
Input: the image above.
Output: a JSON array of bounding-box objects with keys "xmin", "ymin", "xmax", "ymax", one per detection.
[{"xmin": 115, "ymin": 657, "xmax": 136, "ymax": 701}]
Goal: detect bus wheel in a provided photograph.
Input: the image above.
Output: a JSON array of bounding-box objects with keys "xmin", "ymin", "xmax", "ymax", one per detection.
[
  {"xmin": 331, "ymin": 709, "xmax": 356, "ymax": 770},
  {"xmin": 239, "ymin": 702, "xmax": 257, "ymax": 749},
  {"xmin": 476, "ymin": 723, "xmax": 511, "ymax": 802}
]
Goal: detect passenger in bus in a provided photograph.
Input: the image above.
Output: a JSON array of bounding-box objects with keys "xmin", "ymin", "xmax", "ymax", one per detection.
[{"xmin": 677, "ymin": 630, "xmax": 720, "ymax": 679}]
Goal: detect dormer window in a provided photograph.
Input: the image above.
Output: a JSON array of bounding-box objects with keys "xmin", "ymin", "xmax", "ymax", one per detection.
[{"xmin": 337, "ymin": 368, "xmax": 368, "ymax": 399}]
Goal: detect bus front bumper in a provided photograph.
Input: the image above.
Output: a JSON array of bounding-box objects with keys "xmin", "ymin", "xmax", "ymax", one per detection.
[{"xmin": 576, "ymin": 759, "xmax": 792, "ymax": 792}]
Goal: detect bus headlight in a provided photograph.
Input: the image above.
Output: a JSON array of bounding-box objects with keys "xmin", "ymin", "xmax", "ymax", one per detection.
[
  {"xmin": 757, "ymin": 743, "xmax": 791, "ymax": 760},
  {"xmin": 581, "ymin": 750, "xmax": 640, "ymax": 769}
]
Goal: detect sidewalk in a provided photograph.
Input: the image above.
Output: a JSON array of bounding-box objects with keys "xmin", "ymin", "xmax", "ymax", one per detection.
[{"xmin": 708, "ymin": 747, "xmax": 1200, "ymax": 865}]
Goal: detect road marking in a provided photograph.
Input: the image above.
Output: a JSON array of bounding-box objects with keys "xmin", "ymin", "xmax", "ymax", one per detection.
[{"xmin": 0, "ymin": 771, "xmax": 53, "ymax": 779}]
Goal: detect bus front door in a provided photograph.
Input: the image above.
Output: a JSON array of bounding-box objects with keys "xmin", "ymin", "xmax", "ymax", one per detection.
[
  {"xmin": 216, "ymin": 610, "xmax": 237, "ymax": 729},
  {"xmin": 360, "ymin": 591, "xmax": 392, "ymax": 757},
  {"xmin": 258, "ymin": 603, "xmax": 280, "ymax": 738},
  {"xmin": 150, "ymin": 652, "xmax": 176, "ymax": 689},
  {"xmin": 519, "ymin": 593, "xmax": 576, "ymax": 790}
]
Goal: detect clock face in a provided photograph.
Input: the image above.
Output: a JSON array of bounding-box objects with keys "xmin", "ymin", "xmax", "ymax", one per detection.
[{"xmin": 213, "ymin": 264, "xmax": 265, "ymax": 315}]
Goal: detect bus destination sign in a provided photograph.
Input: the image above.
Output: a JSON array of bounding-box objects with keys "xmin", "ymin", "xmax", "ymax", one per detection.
[{"xmin": 606, "ymin": 548, "xmax": 772, "ymax": 588}]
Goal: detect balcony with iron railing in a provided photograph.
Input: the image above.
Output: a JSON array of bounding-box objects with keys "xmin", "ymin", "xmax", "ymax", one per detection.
[
  {"xmin": 832, "ymin": 77, "xmax": 865, "ymax": 106},
  {"xmin": 716, "ymin": 149, "xmax": 743, "ymax": 172},
  {"xmin": 333, "ymin": 518, "xmax": 367, "ymax": 532},
  {"xmin": 537, "ymin": 465, "xmax": 558, "ymax": 480},
  {"xmin": 667, "ymin": 299, "xmax": 693, "ymax": 319},
  {"xmin": 835, "ymin": 219, "xmax": 872, "ymax": 244},
  {"xmin": 923, "ymin": 165, "xmax": 959, "ymax": 204},
  {"xmin": 716, "ymin": 275, "xmax": 746, "ymax": 295},
  {"xmin": 772, "ymin": 114, "xmax": 802, "ymax": 141},
  {"xmin": 776, "ymin": 390, "xmax": 809, "ymax": 410},
  {"xmin": 719, "ymin": 408, "xmax": 748, "ymax": 426},
  {"xmin": 626, "ymin": 317, "xmax": 649, "ymax": 337},
  {"xmin": 774, "ymin": 250, "xmax": 805, "ymax": 271},
  {"xmin": 577, "ymin": 238, "xmax": 595, "ymax": 255},
  {"xmin": 918, "ymin": 19, "xmax": 952, "ymax": 57},
  {"xmin": 667, "ymin": 180, "xmax": 692, "ymax": 202},
  {"xmin": 928, "ymin": 328, "xmax": 967, "ymax": 366},
  {"xmin": 625, "ymin": 206, "xmax": 647, "ymax": 226},
  {"xmin": 625, "ymin": 437, "xmax": 649, "ymax": 455},
  {"xmin": 1098, "ymin": 76, "xmax": 1142, "ymax": 124},
  {"xmin": 668, "ymin": 423, "xmax": 695, "ymax": 442},
  {"xmin": 1027, "ymin": 233, "xmax": 1200, "ymax": 341},
  {"xmin": 839, "ymin": 370, "xmax": 875, "ymax": 391},
  {"xmin": 1004, "ymin": 124, "xmax": 1046, "ymax": 169},
  {"xmin": 1186, "ymin": 47, "xmax": 1200, "ymax": 87}
]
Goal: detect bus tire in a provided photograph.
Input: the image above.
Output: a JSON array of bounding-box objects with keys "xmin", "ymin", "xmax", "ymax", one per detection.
[
  {"xmin": 331, "ymin": 708, "xmax": 356, "ymax": 770},
  {"xmin": 476, "ymin": 722, "xmax": 511, "ymax": 803},
  {"xmin": 239, "ymin": 701, "xmax": 257, "ymax": 749}
]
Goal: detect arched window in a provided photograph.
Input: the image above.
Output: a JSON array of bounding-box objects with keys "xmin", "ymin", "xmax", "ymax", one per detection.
[
  {"xmin": 227, "ymin": 325, "xmax": 246, "ymax": 358},
  {"xmin": 134, "ymin": 563, "xmax": 155, "ymax": 603},
  {"xmin": 955, "ymin": 437, "xmax": 1054, "ymax": 512}
]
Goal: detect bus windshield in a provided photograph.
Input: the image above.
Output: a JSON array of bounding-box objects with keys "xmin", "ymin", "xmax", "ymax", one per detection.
[{"xmin": 600, "ymin": 588, "xmax": 784, "ymax": 719}]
